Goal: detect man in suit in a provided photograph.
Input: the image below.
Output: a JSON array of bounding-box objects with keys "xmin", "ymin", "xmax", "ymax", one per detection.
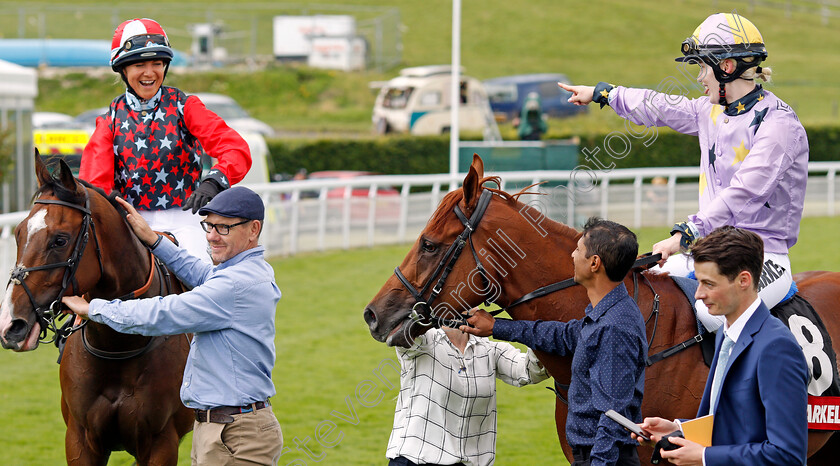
[{"xmin": 638, "ymin": 226, "xmax": 808, "ymax": 465}]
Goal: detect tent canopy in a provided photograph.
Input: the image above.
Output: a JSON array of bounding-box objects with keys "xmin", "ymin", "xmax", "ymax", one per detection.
[{"xmin": 0, "ymin": 58, "xmax": 37, "ymax": 99}]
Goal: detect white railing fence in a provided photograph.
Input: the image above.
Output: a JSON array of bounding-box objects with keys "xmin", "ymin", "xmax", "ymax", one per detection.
[{"xmin": 2, "ymin": 163, "xmax": 838, "ymax": 287}]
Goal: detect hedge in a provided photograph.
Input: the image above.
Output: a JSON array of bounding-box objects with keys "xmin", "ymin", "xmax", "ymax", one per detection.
[{"xmin": 266, "ymin": 125, "xmax": 840, "ymax": 178}]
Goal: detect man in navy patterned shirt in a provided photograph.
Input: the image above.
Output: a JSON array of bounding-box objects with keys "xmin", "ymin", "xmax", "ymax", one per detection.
[{"xmin": 462, "ymin": 217, "xmax": 647, "ymax": 466}]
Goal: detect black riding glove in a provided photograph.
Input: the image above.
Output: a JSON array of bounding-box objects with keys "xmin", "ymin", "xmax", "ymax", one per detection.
[{"xmin": 183, "ymin": 179, "xmax": 223, "ymax": 214}]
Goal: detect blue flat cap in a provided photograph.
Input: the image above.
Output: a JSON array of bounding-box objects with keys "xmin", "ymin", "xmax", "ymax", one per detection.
[{"xmin": 199, "ymin": 186, "xmax": 264, "ymax": 220}]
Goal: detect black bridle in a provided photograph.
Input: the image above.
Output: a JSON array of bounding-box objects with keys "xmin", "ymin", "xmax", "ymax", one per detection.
[
  {"xmin": 391, "ymin": 188, "xmax": 673, "ymax": 336},
  {"xmin": 394, "ymin": 190, "xmax": 493, "ymax": 329},
  {"xmin": 7, "ymin": 189, "xmax": 104, "ymax": 344}
]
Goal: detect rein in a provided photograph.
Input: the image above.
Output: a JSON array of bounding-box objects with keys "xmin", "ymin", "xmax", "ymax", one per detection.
[
  {"xmin": 392, "ymin": 188, "xmax": 666, "ymax": 329},
  {"xmin": 394, "ymin": 190, "xmax": 493, "ymax": 329},
  {"xmin": 9, "ymin": 187, "xmax": 170, "ymax": 361},
  {"xmin": 8, "ymin": 190, "xmax": 104, "ymax": 344}
]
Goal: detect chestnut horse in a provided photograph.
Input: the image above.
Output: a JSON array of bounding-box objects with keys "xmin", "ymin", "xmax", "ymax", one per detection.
[
  {"xmin": 364, "ymin": 155, "xmax": 840, "ymax": 464},
  {"xmin": 0, "ymin": 155, "xmax": 193, "ymax": 465}
]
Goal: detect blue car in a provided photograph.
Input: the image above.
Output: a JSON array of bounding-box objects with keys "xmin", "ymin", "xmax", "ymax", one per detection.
[{"xmin": 483, "ymin": 73, "xmax": 587, "ymax": 122}]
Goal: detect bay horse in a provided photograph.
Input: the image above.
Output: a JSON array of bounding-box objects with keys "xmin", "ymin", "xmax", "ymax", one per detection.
[
  {"xmin": 0, "ymin": 154, "xmax": 193, "ymax": 465},
  {"xmin": 364, "ymin": 154, "xmax": 840, "ymax": 464}
]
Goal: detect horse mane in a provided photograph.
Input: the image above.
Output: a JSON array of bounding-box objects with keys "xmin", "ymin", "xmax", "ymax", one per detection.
[
  {"xmin": 34, "ymin": 174, "xmax": 129, "ymax": 221},
  {"xmin": 427, "ymin": 176, "xmax": 581, "ymax": 240}
]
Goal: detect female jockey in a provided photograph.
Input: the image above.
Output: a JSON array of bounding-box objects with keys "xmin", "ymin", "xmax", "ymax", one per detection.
[
  {"xmin": 80, "ymin": 18, "xmax": 251, "ymax": 261},
  {"xmin": 559, "ymin": 13, "xmax": 809, "ymax": 332}
]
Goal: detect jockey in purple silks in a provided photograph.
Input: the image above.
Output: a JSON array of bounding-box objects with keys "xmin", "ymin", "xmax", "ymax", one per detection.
[{"xmin": 559, "ymin": 13, "xmax": 808, "ymax": 333}]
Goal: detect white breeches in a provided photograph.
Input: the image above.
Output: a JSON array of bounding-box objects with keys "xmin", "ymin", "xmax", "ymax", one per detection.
[
  {"xmin": 656, "ymin": 252, "xmax": 792, "ymax": 333},
  {"xmin": 139, "ymin": 208, "xmax": 210, "ymax": 263}
]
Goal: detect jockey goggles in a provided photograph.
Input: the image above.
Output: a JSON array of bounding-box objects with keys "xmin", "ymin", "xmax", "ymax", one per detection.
[
  {"xmin": 678, "ymin": 36, "xmax": 767, "ymax": 63},
  {"xmin": 118, "ymin": 34, "xmax": 170, "ymax": 56}
]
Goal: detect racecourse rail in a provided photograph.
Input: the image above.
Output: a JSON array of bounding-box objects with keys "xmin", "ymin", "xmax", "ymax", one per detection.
[{"xmin": 2, "ymin": 163, "xmax": 838, "ymax": 287}]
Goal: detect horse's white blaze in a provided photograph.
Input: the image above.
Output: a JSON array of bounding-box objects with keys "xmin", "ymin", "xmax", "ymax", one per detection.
[
  {"xmin": 26, "ymin": 209, "xmax": 48, "ymax": 245},
  {"xmin": 0, "ymin": 282, "xmax": 15, "ymax": 332}
]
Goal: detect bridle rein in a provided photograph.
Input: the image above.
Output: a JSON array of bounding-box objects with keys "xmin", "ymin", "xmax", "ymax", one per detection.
[
  {"xmin": 394, "ymin": 190, "xmax": 494, "ymax": 329},
  {"xmin": 7, "ymin": 187, "xmax": 167, "ymax": 360},
  {"xmin": 392, "ymin": 189, "xmax": 584, "ymax": 329},
  {"xmin": 8, "ymin": 189, "xmax": 103, "ymax": 344},
  {"xmin": 390, "ymin": 188, "xmax": 673, "ymax": 349}
]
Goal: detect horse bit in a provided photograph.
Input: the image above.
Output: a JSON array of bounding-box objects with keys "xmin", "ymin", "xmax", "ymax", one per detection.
[
  {"xmin": 393, "ymin": 190, "xmax": 494, "ymax": 329},
  {"xmin": 7, "ymin": 189, "xmax": 103, "ymax": 344}
]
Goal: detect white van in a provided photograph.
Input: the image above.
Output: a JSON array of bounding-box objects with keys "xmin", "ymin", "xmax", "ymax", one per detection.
[{"xmin": 372, "ymin": 65, "xmax": 500, "ymax": 138}]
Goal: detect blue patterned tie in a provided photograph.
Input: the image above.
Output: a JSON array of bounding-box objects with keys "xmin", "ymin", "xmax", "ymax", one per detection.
[{"xmin": 710, "ymin": 334, "xmax": 734, "ymax": 413}]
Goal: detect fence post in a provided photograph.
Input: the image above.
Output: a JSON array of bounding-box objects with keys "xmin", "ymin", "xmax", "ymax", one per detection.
[
  {"xmin": 318, "ymin": 187, "xmax": 328, "ymax": 251},
  {"xmin": 289, "ymin": 190, "xmax": 300, "ymax": 255},
  {"xmin": 634, "ymin": 176, "xmax": 643, "ymax": 229},
  {"xmin": 398, "ymin": 183, "xmax": 410, "ymax": 243},
  {"xmin": 342, "ymin": 186, "xmax": 352, "ymax": 250},
  {"xmin": 367, "ymin": 184, "xmax": 377, "ymax": 247},
  {"xmin": 599, "ymin": 178, "xmax": 610, "ymax": 219}
]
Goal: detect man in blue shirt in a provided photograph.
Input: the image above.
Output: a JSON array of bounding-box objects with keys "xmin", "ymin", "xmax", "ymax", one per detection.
[
  {"xmin": 462, "ymin": 217, "xmax": 647, "ymax": 466},
  {"xmin": 62, "ymin": 186, "xmax": 283, "ymax": 465}
]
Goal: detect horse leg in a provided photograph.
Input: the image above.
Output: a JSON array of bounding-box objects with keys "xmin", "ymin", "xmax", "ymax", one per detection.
[
  {"xmin": 554, "ymin": 400, "xmax": 574, "ymax": 463},
  {"xmin": 134, "ymin": 422, "xmax": 181, "ymax": 466},
  {"xmin": 64, "ymin": 418, "xmax": 109, "ymax": 466}
]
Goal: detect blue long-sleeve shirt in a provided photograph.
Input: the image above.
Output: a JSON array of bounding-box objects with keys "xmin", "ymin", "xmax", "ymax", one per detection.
[
  {"xmin": 493, "ymin": 283, "xmax": 647, "ymax": 466},
  {"xmin": 88, "ymin": 239, "xmax": 281, "ymax": 410}
]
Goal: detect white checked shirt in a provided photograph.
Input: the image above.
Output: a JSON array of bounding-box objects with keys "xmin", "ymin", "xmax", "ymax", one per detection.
[{"xmin": 387, "ymin": 328, "xmax": 548, "ymax": 466}]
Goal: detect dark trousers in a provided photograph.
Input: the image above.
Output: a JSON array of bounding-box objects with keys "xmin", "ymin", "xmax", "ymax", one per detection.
[
  {"xmin": 571, "ymin": 444, "xmax": 640, "ymax": 466},
  {"xmin": 388, "ymin": 456, "xmax": 465, "ymax": 466}
]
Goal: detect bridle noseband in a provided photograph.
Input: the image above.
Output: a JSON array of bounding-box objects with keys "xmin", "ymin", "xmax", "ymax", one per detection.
[
  {"xmin": 8, "ymin": 189, "xmax": 104, "ymax": 344},
  {"xmin": 393, "ymin": 190, "xmax": 493, "ymax": 329}
]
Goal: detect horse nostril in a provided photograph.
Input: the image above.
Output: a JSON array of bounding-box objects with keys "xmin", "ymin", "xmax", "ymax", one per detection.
[
  {"xmin": 363, "ymin": 307, "xmax": 378, "ymax": 330},
  {"xmin": 5, "ymin": 319, "xmax": 30, "ymax": 344}
]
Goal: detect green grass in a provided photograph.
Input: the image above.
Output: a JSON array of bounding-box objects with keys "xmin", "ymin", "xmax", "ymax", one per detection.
[
  {"xmin": 22, "ymin": 0, "xmax": 840, "ymax": 136},
  {"xmin": 1, "ymin": 216, "xmax": 838, "ymax": 465}
]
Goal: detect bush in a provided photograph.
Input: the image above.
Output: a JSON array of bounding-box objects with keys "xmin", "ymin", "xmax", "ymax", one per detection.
[{"xmin": 265, "ymin": 125, "xmax": 840, "ymax": 178}]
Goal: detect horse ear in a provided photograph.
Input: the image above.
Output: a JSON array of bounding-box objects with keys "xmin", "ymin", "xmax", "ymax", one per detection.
[
  {"xmin": 57, "ymin": 159, "xmax": 77, "ymax": 191},
  {"xmin": 462, "ymin": 153, "xmax": 484, "ymax": 208},
  {"xmin": 34, "ymin": 148, "xmax": 52, "ymax": 187}
]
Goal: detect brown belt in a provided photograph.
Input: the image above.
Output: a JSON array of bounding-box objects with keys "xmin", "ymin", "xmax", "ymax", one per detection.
[{"xmin": 194, "ymin": 400, "xmax": 270, "ymax": 424}]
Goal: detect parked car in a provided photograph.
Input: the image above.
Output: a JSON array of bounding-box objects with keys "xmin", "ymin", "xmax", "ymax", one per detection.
[
  {"xmin": 74, "ymin": 107, "xmax": 107, "ymax": 133},
  {"xmin": 371, "ymin": 65, "xmax": 498, "ymax": 137},
  {"xmin": 192, "ymin": 93, "xmax": 276, "ymax": 138},
  {"xmin": 34, "ymin": 111, "xmax": 84, "ymax": 130},
  {"xmin": 307, "ymin": 171, "xmax": 399, "ymax": 198},
  {"xmin": 483, "ymin": 73, "xmax": 587, "ymax": 123},
  {"xmin": 303, "ymin": 171, "xmax": 400, "ymax": 221},
  {"xmin": 33, "ymin": 112, "xmax": 89, "ymax": 174}
]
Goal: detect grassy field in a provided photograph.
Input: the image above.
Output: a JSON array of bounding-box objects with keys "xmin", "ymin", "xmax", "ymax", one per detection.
[
  {"xmin": 0, "ymin": 216, "xmax": 838, "ymax": 465},
  {"xmin": 21, "ymin": 0, "xmax": 840, "ymax": 135}
]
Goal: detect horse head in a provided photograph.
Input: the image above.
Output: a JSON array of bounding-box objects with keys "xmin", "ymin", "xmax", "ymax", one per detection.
[
  {"xmin": 0, "ymin": 153, "xmax": 125, "ymax": 351},
  {"xmin": 364, "ymin": 154, "xmax": 581, "ymax": 347}
]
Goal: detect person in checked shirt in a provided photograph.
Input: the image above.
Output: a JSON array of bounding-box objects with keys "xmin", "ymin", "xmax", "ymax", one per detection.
[
  {"xmin": 80, "ymin": 18, "xmax": 251, "ymax": 261},
  {"xmin": 386, "ymin": 324, "xmax": 548, "ymax": 466},
  {"xmin": 462, "ymin": 217, "xmax": 647, "ymax": 466}
]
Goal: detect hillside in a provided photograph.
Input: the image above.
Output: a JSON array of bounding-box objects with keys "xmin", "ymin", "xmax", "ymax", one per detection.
[{"xmin": 25, "ymin": 0, "xmax": 840, "ymax": 136}]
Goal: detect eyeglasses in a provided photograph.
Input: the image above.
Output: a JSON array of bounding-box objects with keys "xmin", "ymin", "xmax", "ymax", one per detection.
[
  {"xmin": 120, "ymin": 34, "xmax": 170, "ymax": 54},
  {"xmin": 200, "ymin": 220, "xmax": 251, "ymax": 236}
]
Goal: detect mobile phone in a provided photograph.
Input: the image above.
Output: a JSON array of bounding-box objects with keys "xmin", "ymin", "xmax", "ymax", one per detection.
[{"xmin": 605, "ymin": 409, "xmax": 650, "ymax": 441}]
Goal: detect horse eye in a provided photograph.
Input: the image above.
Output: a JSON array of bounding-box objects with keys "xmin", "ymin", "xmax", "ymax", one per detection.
[
  {"xmin": 51, "ymin": 236, "xmax": 69, "ymax": 248},
  {"xmin": 421, "ymin": 240, "xmax": 437, "ymax": 253}
]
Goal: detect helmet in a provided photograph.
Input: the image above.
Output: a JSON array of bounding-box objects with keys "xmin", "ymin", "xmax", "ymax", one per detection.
[
  {"xmin": 110, "ymin": 18, "xmax": 173, "ymax": 71},
  {"xmin": 676, "ymin": 13, "xmax": 766, "ymax": 82}
]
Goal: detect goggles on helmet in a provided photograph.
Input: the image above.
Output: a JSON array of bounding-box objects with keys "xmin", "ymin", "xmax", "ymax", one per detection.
[
  {"xmin": 118, "ymin": 34, "xmax": 170, "ymax": 56},
  {"xmin": 678, "ymin": 36, "xmax": 767, "ymax": 63}
]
